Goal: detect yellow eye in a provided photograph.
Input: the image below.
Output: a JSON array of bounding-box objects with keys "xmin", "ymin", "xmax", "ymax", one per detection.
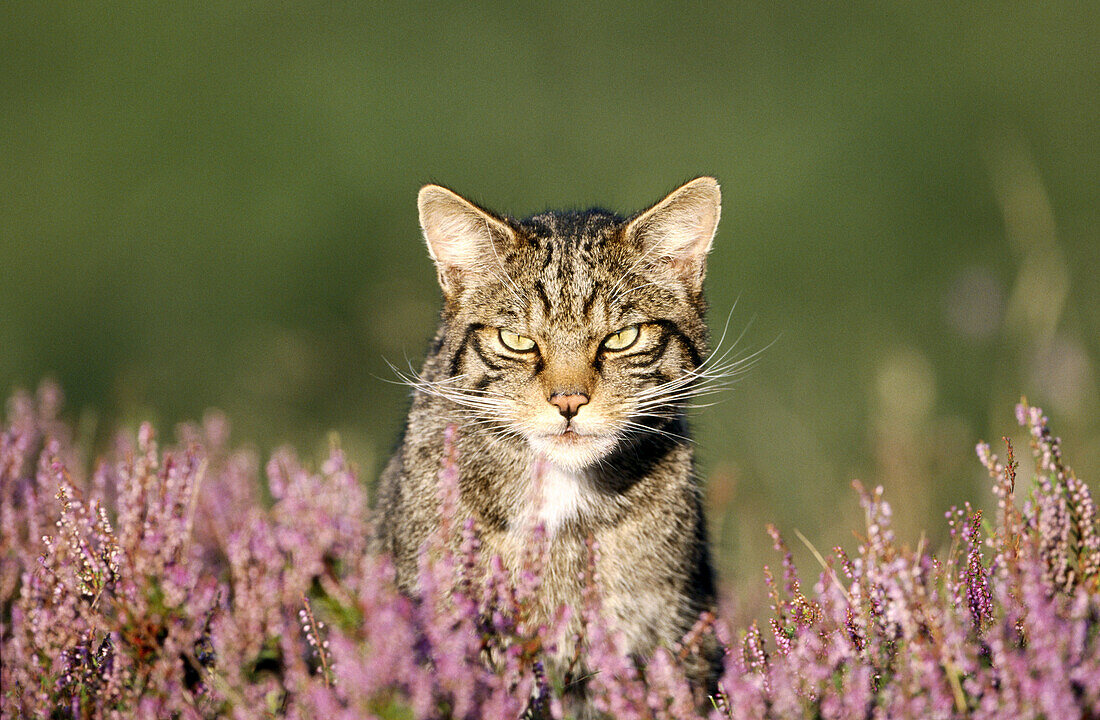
[
  {"xmin": 602, "ymin": 325, "xmax": 640, "ymax": 351},
  {"xmin": 499, "ymin": 329, "xmax": 537, "ymax": 352}
]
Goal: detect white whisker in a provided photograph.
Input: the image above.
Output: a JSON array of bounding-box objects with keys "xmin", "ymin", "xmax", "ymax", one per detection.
[
  {"xmin": 626, "ymin": 305, "xmax": 772, "ymax": 417},
  {"xmin": 616, "ymin": 419, "xmax": 694, "ymax": 444},
  {"xmin": 384, "ymin": 360, "xmax": 517, "ymax": 418}
]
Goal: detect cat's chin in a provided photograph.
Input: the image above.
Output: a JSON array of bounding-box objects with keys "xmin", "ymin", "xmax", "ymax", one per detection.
[{"xmin": 526, "ymin": 431, "xmax": 617, "ymax": 470}]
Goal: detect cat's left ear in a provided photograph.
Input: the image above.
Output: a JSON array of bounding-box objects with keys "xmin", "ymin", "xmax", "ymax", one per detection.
[
  {"xmin": 623, "ymin": 176, "xmax": 721, "ymax": 291},
  {"xmin": 417, "ymin": 184, "xmax": 517, "ymax": 296}
]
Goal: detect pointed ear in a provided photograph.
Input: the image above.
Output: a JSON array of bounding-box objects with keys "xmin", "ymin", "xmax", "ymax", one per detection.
[
  {"xmin": 417, "ymin": 184, "xmax": 516, "ymax": 295},
  {"xmin": 622, "ymin": 177, "xmax": 721, "ymax": 290}
]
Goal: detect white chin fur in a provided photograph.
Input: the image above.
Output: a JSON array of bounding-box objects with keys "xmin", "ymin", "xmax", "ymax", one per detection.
[{"xmin": 526, "ymin": 432, "xmax": 617, "ymax": 470}]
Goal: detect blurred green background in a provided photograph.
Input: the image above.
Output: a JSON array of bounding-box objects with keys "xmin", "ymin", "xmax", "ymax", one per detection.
[{"xmin": 3, "ymin": 2, "xmax": 1098, "ymax": 593}]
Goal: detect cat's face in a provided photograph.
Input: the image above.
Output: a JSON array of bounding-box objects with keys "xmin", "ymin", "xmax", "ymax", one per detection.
[{"xmin": 417, "ymin": 178, "xmax": 721, "ymax": 470}]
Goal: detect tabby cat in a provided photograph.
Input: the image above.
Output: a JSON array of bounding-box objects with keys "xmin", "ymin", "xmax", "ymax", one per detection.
[{"xmin": 375, "ymin": 177, "xmax": 724, "ymax": 692}]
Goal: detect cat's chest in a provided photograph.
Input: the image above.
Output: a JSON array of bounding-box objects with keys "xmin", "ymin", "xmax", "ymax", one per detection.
[{"xmin": 522, "ymin": 463, "xmax": 600, "ymax": 537}]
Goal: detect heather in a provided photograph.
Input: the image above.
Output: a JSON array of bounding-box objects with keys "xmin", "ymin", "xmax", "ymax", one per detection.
[{"xmin": 2, "ymin": 385, "xmax": 1099, "ymax": 719}]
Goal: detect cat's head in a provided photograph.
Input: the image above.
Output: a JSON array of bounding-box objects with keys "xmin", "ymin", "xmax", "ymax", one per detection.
[{"xmin": 416, "ymin": 178, "xmax": 721, "ymax": 470}]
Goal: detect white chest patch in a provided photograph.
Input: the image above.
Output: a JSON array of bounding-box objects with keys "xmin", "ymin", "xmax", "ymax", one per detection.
[{"xmin": 524, "ymin": 463, "xmax": 597, "ymax": 537}]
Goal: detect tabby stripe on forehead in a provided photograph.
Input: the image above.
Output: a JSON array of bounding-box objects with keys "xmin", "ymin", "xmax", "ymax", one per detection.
[
  {"xmin": 581, "ymin": 287, "xmax": 599, "ymax": 319},
  {"xmin": 534, "ymin": 280, "xmax": 552, "ymax": 315}
]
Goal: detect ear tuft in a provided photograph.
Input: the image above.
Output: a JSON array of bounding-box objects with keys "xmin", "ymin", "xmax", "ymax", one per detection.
[
  {"xmin": 417, "ymin": 185, "xmax": 515, "ymax": 294},
  {"xmin": 623, "ymin": 177, "xmax": 722, "ymax": 290}
]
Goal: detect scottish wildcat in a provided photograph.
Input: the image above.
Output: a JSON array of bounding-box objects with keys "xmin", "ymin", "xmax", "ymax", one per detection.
[{"xmin": 375, "ymin": 177, "xmax": 722, "ymax": 689}]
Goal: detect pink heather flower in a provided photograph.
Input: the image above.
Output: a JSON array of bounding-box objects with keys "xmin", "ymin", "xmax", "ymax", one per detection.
[
  {"xmin": 4, "ymin": 388, "xmax": 1100, "ymax": 719},
  {"xmin": 962, "ymin": 510, "xmax": 994, "ymax": 632}
]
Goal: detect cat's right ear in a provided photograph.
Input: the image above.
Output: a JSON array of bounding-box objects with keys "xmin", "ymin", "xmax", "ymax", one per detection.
[{"xmin": 418, "ymin": 184, "xmax": 516, "ymax": 295}]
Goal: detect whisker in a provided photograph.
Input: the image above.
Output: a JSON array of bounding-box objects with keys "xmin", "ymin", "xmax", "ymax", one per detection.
[
  {"xmin": 630, "ymin": 323, "xmax": 767, "ymax": 404},
  {"xmin": 616, "ymin": 419, "xmax": 694, "ymax": 444},
  {"xmin": 635, "ymin": 387, "xmax": 734, "ymax": 409}
]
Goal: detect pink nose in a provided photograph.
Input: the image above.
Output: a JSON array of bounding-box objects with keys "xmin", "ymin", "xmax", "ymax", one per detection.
[{"xmin": 549, "ymin": 393, "xmax": 589, "ymax": 419}]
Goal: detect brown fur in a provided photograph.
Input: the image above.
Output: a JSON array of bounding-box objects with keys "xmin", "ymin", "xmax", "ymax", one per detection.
[{"xmin": 375, "ymin": 178, "xmax": 723, "ymax": 693}]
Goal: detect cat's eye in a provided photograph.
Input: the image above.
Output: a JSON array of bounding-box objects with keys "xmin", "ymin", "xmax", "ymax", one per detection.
[
  {"xmin": 602, "ymin": 325, "xmax": 640, "ymax": 352},
  {"xmin": 499, "ymin": 329, "xmax": 537, "ymax": 352}
]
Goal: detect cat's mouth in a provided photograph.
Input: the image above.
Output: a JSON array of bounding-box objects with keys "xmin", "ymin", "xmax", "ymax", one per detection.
[{"xmin": 526, "ymin": 425, "xmax": 618, "ymax": 469}]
